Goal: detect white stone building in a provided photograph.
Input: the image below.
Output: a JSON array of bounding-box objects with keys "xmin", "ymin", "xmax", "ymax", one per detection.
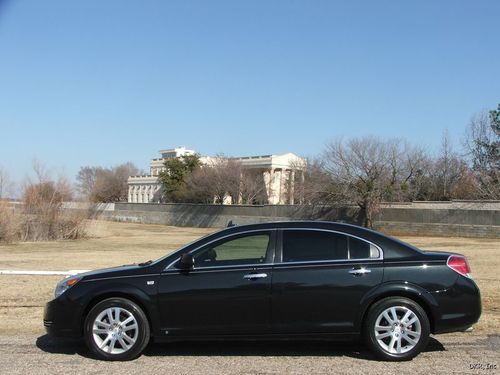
[{"xmin": 128, "ymin": 146, "xmax": 306, "ymax": 204}]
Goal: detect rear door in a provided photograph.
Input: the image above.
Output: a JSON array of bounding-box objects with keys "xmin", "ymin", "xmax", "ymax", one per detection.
[{"xmin": 271, "ymin": 229, "xmax": 383, "ymax": 333}]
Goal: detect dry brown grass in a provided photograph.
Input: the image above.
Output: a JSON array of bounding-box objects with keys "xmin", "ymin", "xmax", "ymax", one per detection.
[
  {"xmin": 1, "ymin": 178, "xmax": 90, "ymax": 243},
  {"xmin": 0, "ymin": 221, "xmax": 497, "ymax": 336},
  {"xmin": 20, "ymin": 179, "xmax": 89, "ymax": 242},
  {"xmin": 0, "ymin": 202, "xmax": 20, "ymax": 244}
]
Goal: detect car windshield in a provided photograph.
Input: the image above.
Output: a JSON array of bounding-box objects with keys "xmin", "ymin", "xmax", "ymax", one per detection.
[{"xmin": 150, "ymin": 229, "xmax": 225, "ymax": 265}]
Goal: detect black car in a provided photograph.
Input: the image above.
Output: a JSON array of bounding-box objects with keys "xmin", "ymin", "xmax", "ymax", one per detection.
[{"xmin": 44, "ymin": 221, "xmax": 481, "ymax": 361}]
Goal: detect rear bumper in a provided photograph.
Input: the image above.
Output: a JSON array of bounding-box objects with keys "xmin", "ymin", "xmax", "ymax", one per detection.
[
  {"xmin": 44, "ymin": 297, "xmax": 82, "ymax": 338},
  {"xmin": 431, "ymin": 276, "xmax": 481, "ymax": 334}
]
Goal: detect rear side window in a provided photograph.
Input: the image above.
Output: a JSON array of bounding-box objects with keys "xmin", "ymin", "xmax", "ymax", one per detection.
[
  {"xmin": 282, "ymin": 230, "xmax": 348, "ymax": 262},
  {"xmin": 282, "ymin": 230, "xmax": 381, "ymax": 262}
]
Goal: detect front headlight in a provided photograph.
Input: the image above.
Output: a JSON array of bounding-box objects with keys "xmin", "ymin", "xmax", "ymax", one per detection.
[{"xmin": 54, "ymin": 276, "xmax": 81, "ymax": 298}]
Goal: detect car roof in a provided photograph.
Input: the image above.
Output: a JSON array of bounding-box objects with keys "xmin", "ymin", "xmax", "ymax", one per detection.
[{"xmin": 201, "ymin": 220, "xmax": 422, "ymax": 260}]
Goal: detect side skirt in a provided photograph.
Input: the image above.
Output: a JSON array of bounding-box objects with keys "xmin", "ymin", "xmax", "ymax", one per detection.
[{"xmin": 152, "ymin": 332, "xmax": 361, "ymax": 343}]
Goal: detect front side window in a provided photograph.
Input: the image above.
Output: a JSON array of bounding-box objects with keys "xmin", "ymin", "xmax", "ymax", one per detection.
[
  {"xmin": 193, "ymin": 233, "xmax": 270, "ymax": 268},
  {"xmin": 282, "ymin": 230, "xmax": 380, "ymax": 262}
]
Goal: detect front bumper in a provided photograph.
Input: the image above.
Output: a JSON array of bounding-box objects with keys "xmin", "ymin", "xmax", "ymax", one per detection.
[{"xmin": 44, "ymin": 297, "xmax": 82, "ymax": 338}]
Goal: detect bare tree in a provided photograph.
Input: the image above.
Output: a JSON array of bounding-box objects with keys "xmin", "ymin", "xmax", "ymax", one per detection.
[
  {"xmin": 432, "ymin": 148, "xmax": 472, "ymax": 201},
  {"xmin": 186, "ymin": 156, "xmax": 242, "ymax": 204},
  {"xmin": 0, "ymin": 166, "xmax": 14, "ymax": 199},
  {"xmin": 438, "ymin": 130, "xmax": 454, "ymax": 199},
  {"xmin": 385, "ymin": 140, "xmax": 431, "ymax": 202},
  {"xmin": 76, "ymin": 163, "xmax": 139, "ymax": 202},
  {"xmin": 320, "ymin": 137, "xmax": 394, "ymax": 227},
  {"xmin": 20, "ymin": 162, "xmax": 86, "ymax": 242},
  {"xmin": 464, "ymin": 110, "xmax": 500, "ymax": 199},
  {"xmin": 399, "ymin": 145, "xmax": 433, "ymax": 201},
  {"xmin": 32, "ymin": 159, "xmax": 51, "ymax": 184},
  {"xmin": 240, "ymin": 169, "xmax": 268, "ymax": 204},
  {"xmin": 76, "ymin": 166, "xmax": 98, "ymax": 200},
  {"xmin": 298, "ymin": 158, "xmax": 336, "ymax": 204},
  {"xmin": 305, "ymin": 137, "xmax": 456, "ymax": 227},
  {"xmin": 1, "ymin": 163, "xmax": 88, "ymax": 243}
]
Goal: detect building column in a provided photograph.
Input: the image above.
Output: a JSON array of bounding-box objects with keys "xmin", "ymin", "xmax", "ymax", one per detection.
[
  {"xmin": 154, "ymin": 185, "xmax": 161, "ymax": 203},
  {"xmin": 300, "ymin": 171, "xmax": 305, "ymax": 204},
  {"xmin": 289, "ymin": 169, "xmax": 295, "ymax": 205},
  {"xmin": 278, "ymin": 168, "xmax": 285, "ymax": 204},
  {"xmin": 238, "ymin": 171, "xmax": 243, "ymax": 204},
  {"xmin": 268, "ymin": 168, "xmax": 278, "ymax": 204},
  {"xmin": 132, "ymin": 186, "xmax": 137, "ymax": 203},
  {"xmin": 148, "ymin": 186, "xmax": 154, "ymax": 202}
]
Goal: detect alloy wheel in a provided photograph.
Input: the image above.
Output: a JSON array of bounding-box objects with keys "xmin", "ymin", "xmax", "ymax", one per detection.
[
  {"xmin": 92, "ymin": 307, "xmax": 139, "ymax": 354},
  {"xmin": 374, "ymin": 306, "xmax": 422, "ymax": 354}
]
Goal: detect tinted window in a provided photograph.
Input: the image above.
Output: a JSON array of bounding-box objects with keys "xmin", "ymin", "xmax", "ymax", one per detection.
[
  {"xmin": 348, "ymin": 237, "xmax": 380, "ymax": 259},
  {"xmin": 282, "ymin": 230, "xmax": 348, "ymax": 262},
  {"xmin": 194, "ymin": 233, "xmax": 270, "ymax": 267}
]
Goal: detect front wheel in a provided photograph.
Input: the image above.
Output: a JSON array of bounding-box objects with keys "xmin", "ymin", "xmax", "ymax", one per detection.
[
  {"xmin": 364, "ymin": 297, "xmax": 430, "ymax": 361},
  {"xmin": 84, "ymin": 297, "xmax": 150, "ymax": 361}
]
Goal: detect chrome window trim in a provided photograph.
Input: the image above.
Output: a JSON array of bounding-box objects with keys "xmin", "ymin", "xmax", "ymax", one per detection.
[
  {"xmin": 163, "ymin": 227, "xmax": 383, "ymax": 272},
  {"xmin": 165, "ymin": 263, "xmax": 272, "ymax": 272},
  {"xmin": 274, "ymin": 258, "xmax": 382, "ymax": 266},
  {"xmin": 280, "ymin": 227, "xmax": 384, "ymax": 263},
  {"xmin": 272, "ymin": 259, "xmax": 383, "ymax": 270},
  {"xmin": 163, "ymin": 265, "xmax": 273, "ymax": 275}
]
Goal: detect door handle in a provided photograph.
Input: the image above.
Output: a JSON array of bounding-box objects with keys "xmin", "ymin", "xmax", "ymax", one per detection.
[
  {"xmin": 348, "ymin": 267, "xmax": 371, "ymax": 276},
  {"xmin": 243, "ymin": 273, "xmax": 268, "ymax": 280}
]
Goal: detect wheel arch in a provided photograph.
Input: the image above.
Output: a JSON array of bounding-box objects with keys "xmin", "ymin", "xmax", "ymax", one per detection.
[
  {"xmin": 81, "ymin": 288, "xmax": 157, "ymax": 337},
  {"xmin": 358, "ymin": 283, "xmax": 438, "ymax": 334}
]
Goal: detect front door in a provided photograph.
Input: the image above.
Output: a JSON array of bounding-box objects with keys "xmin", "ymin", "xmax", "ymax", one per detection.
[{"xmin": 158, "ymin": 230, "xmax": 275, "ymax": 337}]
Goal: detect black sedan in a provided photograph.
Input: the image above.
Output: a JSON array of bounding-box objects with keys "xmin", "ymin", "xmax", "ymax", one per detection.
[{"xmin": 44, "ymin": 221, "xmax": 481, "ymax": 361}]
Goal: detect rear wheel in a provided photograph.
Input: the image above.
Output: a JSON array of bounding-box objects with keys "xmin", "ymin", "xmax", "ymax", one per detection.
[
  {"xmin": 84, "ymin": 297, "xmax": 150, "ymax": 361},
  {"xmin": 364, "ymin": 297, "xmax": 430, "ymax": 361}
]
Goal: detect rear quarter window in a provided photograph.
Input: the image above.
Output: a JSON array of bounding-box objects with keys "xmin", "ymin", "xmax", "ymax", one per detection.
[{"xmin": 349, "ymin": 237, "xmax": 380, "ymax": 259}]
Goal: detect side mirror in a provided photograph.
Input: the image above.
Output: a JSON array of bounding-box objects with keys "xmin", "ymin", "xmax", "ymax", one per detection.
[{"xmin": 178, "ymin": 253, "xmax": 194, "ymax": 270}]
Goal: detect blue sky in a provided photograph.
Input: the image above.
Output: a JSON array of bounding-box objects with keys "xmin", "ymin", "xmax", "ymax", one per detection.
[{"xmin": 0, "ymin": 0, "xmax": 498, "ymax": 183}]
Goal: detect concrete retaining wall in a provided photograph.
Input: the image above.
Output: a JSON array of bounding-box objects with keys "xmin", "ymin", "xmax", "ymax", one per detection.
[{"xmin": 97, "ymin": 201, "xmax": 500, "ymax": 238}]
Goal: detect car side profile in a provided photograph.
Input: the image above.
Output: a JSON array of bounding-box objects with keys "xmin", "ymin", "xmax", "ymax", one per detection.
[{"xmin": 44, "ymin": 221, "xmax": 481, "ymax": 361}]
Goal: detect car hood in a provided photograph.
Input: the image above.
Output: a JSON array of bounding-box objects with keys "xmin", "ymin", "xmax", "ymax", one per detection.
[{"xmin": 74, "ymin": 264, "xmax": 152, "ymax": 281}]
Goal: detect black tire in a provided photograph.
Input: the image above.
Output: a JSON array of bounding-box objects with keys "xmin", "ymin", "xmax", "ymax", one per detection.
[
  {"xmin": 364, "ymin": 297, "xmax": 430, "ymax": 361},
  {"xmin": 84, "ymin": 297, "xmax": 150, "ymax": 361}
]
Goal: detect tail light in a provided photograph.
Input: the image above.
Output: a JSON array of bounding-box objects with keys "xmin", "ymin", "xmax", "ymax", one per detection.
[{"xmin": 447, "ymin": 255, "xmax": 472, "ymax": 278}]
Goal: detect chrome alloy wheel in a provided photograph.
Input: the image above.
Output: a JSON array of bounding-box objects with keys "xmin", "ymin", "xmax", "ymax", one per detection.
[
  {"xmin": 92, "ymin": 307, "xmax": 139, "ymax": 354},
  {"xmin": 374, "ymin": 306, "xmax": 422, "ymax": 354}
]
